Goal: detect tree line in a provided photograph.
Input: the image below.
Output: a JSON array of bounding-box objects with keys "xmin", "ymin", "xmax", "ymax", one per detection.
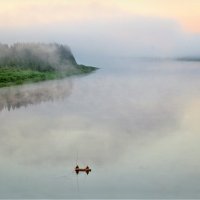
[{"xmin": 0, "ymin": 43, "xmax": 77, "ymax": 71}]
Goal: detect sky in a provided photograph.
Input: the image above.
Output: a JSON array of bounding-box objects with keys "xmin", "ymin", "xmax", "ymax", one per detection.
[{"xmin": 0, "ymin": 0, "xmax": 200, "ymax": 61}]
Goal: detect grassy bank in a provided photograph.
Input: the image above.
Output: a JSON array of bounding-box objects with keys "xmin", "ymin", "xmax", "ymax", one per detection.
[{"xmin": 0, "ymin": 65, "xmax": 97, "ymax": 88}]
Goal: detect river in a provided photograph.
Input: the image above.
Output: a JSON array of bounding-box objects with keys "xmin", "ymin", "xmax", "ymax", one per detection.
[{"xmin": 0, "ymin": 59, "xmax": 200, "ymax": 198}]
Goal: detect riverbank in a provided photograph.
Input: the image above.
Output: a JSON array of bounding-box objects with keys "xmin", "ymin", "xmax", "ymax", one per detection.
[{"xmin": 0, "ymin": 65, "xmax": 97, "ymax": 88}]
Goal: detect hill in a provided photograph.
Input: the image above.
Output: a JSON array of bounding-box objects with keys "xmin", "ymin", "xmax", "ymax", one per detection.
[{"xmin": 0, "ymin": 43, "xmax": 97, "ymax": 87}]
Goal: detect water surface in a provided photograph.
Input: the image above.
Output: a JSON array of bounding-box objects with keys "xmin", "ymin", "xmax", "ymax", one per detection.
[{"xmin": 1, "ymin": 59, "xmax": 200, "ymax": 198}]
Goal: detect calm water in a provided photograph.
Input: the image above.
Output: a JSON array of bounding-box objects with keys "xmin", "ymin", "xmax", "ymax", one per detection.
[{"xmin": 1, "ymin": 59, "xmax": 200, "ymax": 199}]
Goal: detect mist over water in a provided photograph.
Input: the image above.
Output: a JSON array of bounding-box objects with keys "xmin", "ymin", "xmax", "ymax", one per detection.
[
  {"xmin": 0, "ymin": 79, "xmax": 73, "ymax": 111},
  {"xmin": 1, "ymin": 59, "xmax": 200, "ymax": 198}
]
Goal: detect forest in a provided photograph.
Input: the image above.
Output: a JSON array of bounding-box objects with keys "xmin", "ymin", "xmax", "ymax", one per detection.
[{"xmin": 0, "ymin": 43, "xmax": 97, "ymax": 87}]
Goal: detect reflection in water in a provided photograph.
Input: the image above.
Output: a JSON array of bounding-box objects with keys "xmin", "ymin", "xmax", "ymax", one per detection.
[{"xmin": 0, "ymin": 79, "xmax": 73, "ymax": 111}]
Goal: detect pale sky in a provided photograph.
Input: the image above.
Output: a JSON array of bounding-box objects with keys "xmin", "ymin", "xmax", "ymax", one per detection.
[
  {"xmin": 1, "ymin": 0, "xmax": 200, "ymax": 32},
  {"xmin": 0, "ymin": 0, "xmax": 200, "ymax": 59}
]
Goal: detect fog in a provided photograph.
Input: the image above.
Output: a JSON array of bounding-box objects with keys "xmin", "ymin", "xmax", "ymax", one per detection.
[
  {"xmin": 0, "ymin": 16, "xmax": 200, "ymax": 64},
  {"xmin": 1, "ymin": 1, "xmax": 200, "ymax": 198},
  {"xmin": 0, "ymin": 79, "xmax": 73, "ymax": 111},
  {"xmin": 0, "ymin": 43, "xmax": 77, "ymax": 71}
]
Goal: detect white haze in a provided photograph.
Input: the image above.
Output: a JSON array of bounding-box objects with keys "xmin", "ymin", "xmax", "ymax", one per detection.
[
  {"xmin": 0, "ymin": 16, "xmax": 200, "ymax": 64},
  {"xmin": 0, "ymin": 43, "xmax": 77, "ymax": 71},
  {"xmin": 0, "ymin": 79, "xmax": 73, "ymax": 111}
]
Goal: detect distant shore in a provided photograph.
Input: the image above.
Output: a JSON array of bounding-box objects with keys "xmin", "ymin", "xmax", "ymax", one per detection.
[{"xmin": 175, "ymin": 57, "xmax": 200, "ymax": 62}]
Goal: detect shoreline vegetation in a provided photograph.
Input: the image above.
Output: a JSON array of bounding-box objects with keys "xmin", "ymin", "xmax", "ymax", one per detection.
[
  {"xmin": 0, "ymin": 65, "xmax": 97, "ymax": 88},
  {"xmin": 0, "ymin": 43, "xmax": 98, "ymax": 88}
]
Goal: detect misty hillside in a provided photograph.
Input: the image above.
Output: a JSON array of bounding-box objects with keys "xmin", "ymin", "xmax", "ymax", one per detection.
[
  {"xmin": 0, "ymin": 43, "xmax": 97, "ymax": 88},
  {"xmin": 0, "ymin": 43, "xmax": 79, "ymax": 71}
]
